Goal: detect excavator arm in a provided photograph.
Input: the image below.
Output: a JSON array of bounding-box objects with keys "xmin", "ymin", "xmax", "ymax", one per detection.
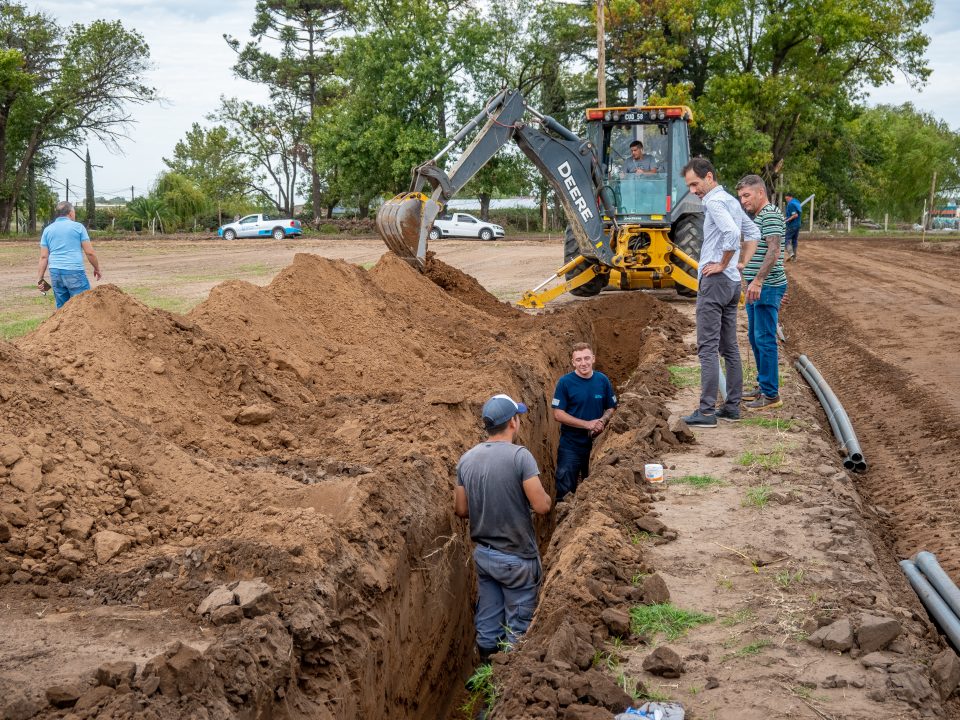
[{"xmin": 376, "ymin": 89, "xmax": 619, "ymax": 269}]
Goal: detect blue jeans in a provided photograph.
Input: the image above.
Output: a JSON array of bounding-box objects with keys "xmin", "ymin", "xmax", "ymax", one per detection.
[
  {"xmin": 556, "ymin": 440, "xmax": 590, "ymax": 501},
  {"xmin": 49, "ymin": 269, "xmax": 91, "ymax": 308},
  {"xmin": 473, "ymin": 545, "xmax": 542, "ymax": 651},
  {"xmin": 745, "ymin": 284, "xmax": 786, "ymax": 398}
]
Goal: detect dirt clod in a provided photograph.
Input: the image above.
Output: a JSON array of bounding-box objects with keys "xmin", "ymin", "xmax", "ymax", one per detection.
[
  {"xmin": 856, "ymin": 613, "xmax": 901, "ymax": 653},
  {"xmin": 642, "ymin": 645, "xmax": 684, "ymax": 677}
]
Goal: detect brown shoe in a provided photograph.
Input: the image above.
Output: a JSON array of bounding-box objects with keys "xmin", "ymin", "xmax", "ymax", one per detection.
[{"xmin": 745, "ymin": 395, "xmax": 783, "ymax": 410}]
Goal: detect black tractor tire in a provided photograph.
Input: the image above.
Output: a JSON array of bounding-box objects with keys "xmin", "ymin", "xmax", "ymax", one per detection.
[
  {"xmin": 272, "ymin": 227, "xmax": 285, "ymax": 240},
  {"xmin": 479, "ymin": 228, "xmax": 494, "ymax": 241},
  {"xmin": 428, "ymin": 227, "xmax": 441, "ymax": 241},
  {"xmin": 223, "ymin": 229, "xmax": 236, "ymax": 241},
  {"xmin": 563, "ymin": 226, "xmax": 606, "ymax": 297},
  {"xmin": 671, "ymin": 213, "xmax": 704, "ymax": 297}
]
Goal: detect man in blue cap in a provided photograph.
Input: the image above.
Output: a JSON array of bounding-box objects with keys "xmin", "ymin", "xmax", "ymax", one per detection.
[{"xmin": 455, "ymin": 393, "xmax": 552, "ymax": 662}]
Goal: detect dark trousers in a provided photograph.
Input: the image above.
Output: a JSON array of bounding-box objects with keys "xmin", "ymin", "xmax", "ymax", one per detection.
[
  {"xmin": 556, "ymin": 439, "xmax": 590, "ymax": 501},
  {"xmin": 696, "ymin": 274, "xmax": 742, "ymax": 414},
  {"xmin": 786, "ymin": 226, "xmax": 799, "ymax": 256}
]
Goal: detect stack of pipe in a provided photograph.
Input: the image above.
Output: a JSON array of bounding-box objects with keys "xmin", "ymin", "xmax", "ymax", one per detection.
[
  {"xmin": 900, "ymin": 552, "xmax": 960, "ymax": 652},
  {"xmin": 795, "ymin": 354, "xmax": 867, "ymax": 473}
]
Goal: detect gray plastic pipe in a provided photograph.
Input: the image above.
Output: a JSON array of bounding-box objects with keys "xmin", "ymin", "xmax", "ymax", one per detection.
[
  {"xmin": 900, "ymin": 558, "xmax": 960, "ymax": 652},
  {"xmin": 915, "ymin": 552, "xmax": 960, "ymax": 621},
  {"xmin": 795, "ymin": 355, "xmax": 867, "ymax": 473}
]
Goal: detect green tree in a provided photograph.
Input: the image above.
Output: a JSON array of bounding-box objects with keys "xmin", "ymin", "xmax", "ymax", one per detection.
[
  {"xmin": 687, "ymin": 0, "xmax": 932, "ymax": 187},
  {"xmin": 313, "ymin": 0, "xmax": 494, "ymax": 217},
  {"xmin": 0, "ymin": 4, "xmax": 156, "ymax": 231},
  {"xmin": 164, "ymin": 123, "xmax": 249, "ymax": 225},
  {"xmin": 226, "ymin": 0, "xmax": 346, "ymax": 223},
  {"xmin": 213, "ymin": 94, "xmax": 308, "ymax": 216},
  {"xmin": 154, "ymin": 172, "xmax": 207, "ymax": 229},
  {"xmin": 604, "ymin": 0, "xmax": 694, "ymax": 105},
  {"xmin": 126, "ymin": 195, "xmax": 169, "ymax": 234},
  {"xmin": 84, "ymin": 147, "xmax": 94, "ymax": 229}
]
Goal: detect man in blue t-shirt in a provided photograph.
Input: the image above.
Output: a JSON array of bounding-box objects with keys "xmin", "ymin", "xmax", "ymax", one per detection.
[
  {"xmin": 784, "ymin": 193, "xmax": 802, "ymax": 262},
  {"xmin": 37, "ymin": 201, "xmax": 102, "ymax": 308},
  {"xmin": 551, "ymin": 343, "xmax": 617, "ymax": 500}
]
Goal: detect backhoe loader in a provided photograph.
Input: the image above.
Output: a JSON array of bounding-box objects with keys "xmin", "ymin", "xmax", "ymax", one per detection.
[{"xmin": 375, "ymin": 89, "xmax": 703, "ymax": 308}]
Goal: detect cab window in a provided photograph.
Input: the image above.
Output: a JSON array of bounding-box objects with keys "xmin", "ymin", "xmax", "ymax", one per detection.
[{"xmin": 239, "ymin": 215, "xmax": 257, "ymax": 224}]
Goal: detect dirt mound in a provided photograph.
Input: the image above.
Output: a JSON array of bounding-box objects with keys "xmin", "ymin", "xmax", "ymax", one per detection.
[
  {"xmin": 423, "ymin": 252, "xmax": 526, "ymax": 320},
  {"xmin": 2, "ymin": 251, "xmax": 692, "ymax": 719}
]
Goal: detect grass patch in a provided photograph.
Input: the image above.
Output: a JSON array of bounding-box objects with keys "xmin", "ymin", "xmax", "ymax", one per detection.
[
  {"xmin": 723, "ymin": 639, "xmax": 771, "ymax": 660},
  {"xmin": 742, "ymin": 484, "xmax": 772, "ymax": 509},
  {"xmin": 668, "ymin": 365, "xmax": 700, "ymax": 388},
  {"xmin": 631, "ymin": 572, "xmax": 649, "ymax": 586},
  {"xmin": 630, "ymin": 603, "xmax": 714, "ymax": 641},
  {"xmin": 740, "ymin": 417, "xmax": 794, "ymax": 430},
  {"xmin": 637, "ymin": 686, "xmax": 673, "ymax": 703},
  {"xmin": 234, "ymin": 262, "xmax": 272, "ymax": 274},
  {"xmin": 670, "ymin": 474, "xmax": 726, "ymax": 488},
  {"xmin": 715, "ymin": 574, "xmax": 734, "ymax": 590},
  {"xmin": 126, "ymin": 287, "xmax": 196, "ymax": 313},
  {"xmin": 460, "ymin": 663, "xmax": 497, "ymax": 716},
  {"xmin": 358, "ymin": 261, "xmax": 377, "ymax": 270},
  {"xmin": 737, "ymin": 444, "xmax": 786, "ymax": 469},
  {"xmin": 630, "ymin": 531, "xmax": 653, "ymax": 545},
  {"xmin": 774, "ymin": 568, "xmax": 806, "ymax": 588},
  {"xmin": 720, "ymin": 608, "xmax": 755, "ymax": 627},
  {"xmin": 0, "ymin": 316, "xmax": 45, "ymax": 339}
]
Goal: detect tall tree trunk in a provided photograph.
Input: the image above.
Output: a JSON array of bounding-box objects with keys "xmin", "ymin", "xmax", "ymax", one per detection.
[
  {"xmin": 27, "ymin": 162, "xmax": 36, "ymax": 233},
  {"xmin": 479, "ymin": 192, "xmax": 491, "ymax": 221}
]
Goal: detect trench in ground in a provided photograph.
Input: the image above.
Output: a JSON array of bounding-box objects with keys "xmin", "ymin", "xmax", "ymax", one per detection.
[{"xmin": 381, "ymin": 302, "xmax": 666, "ymax": 718}]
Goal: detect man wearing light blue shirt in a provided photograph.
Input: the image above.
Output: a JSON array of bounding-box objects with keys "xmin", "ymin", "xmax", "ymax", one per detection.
[
  {"xmin": 680, "ymin": 158, "xmax": 759, "ymax": 427},
  {"xmin": 37, "ymin": 201, "xmax": 102, "ymax": 308}
]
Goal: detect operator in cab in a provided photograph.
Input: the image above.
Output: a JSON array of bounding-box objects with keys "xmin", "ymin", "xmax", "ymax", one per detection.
[{"xmin": 622, "ymin": 140, "xmax": 661, "ymax": 175}]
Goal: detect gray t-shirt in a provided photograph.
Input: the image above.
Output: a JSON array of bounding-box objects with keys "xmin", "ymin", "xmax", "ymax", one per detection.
[
  {"xmin": 623, "ymin": 154, "xmax": 660, "ymax": 173},
  {"xmin": 456, "ymin": 441, "xmax": 541, "ymax": 558}
]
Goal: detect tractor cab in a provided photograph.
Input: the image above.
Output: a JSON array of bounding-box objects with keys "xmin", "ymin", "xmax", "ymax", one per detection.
[{"xmin": 585, "ymin": 106, "xmax": 697, "ymax": 227}]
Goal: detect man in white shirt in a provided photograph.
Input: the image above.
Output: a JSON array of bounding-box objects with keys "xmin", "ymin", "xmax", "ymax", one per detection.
[{"xmin": 680, "ymin": 157, "xmax": 759, "ymax": 428}]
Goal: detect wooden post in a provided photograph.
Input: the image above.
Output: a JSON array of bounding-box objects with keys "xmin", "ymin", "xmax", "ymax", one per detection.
[
  {"xmin": 884, "ymin": 213, "xmax": 888, "ymax": 232},
  {"xmin": 597, "ymin": 0, "xmax": 606, "ymax": 107},
  {"xmin": 927, "ymin": 170, "xmax": 937, "ymax": 230},
  {"xmin": 808, "ymin": 195, "xmax": 814, "ymax": 233}
]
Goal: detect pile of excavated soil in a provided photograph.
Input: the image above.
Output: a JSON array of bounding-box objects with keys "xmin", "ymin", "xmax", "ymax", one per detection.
[{"xmin": 1, "ymin": 252, "xmax": 691, "ymax": 719}]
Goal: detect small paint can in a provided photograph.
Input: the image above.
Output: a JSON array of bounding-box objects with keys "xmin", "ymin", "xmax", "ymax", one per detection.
[{"xmin": 644, "ymin": 463, "xmax": 664, "ymax": 484}]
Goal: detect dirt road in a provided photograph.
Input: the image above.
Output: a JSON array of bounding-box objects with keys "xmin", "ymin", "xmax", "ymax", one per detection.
[
  {"xmin": 785, "ymin": 236, "xmax": 960, "ymax": 575},
  {"xmin": 0, "ymin": 234, "xmax": 571, "ymax": 338}
]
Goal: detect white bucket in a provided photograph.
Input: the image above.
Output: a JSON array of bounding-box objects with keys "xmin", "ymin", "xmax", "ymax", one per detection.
[{"xmin": 644, "ymin": 463, "xmax": 664, "ymax": 484}]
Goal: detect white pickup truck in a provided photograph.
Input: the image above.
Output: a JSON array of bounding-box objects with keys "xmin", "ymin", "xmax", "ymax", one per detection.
[
  {"xmin": 218, "ymin": 213, "xmax": 303, "ymax": 240},
  {"xmin": 429, "ymin": 212, "xmax": 505, "ymax": 241}
]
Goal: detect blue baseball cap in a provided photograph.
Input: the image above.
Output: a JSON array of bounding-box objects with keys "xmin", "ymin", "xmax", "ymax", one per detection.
[{"xmin": 481, "ymin": 394, "xmax": 528, "ymax": 429}]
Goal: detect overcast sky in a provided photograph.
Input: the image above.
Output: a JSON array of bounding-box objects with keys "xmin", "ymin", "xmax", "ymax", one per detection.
[{"xmin": 33, "ymin": 0, "xmax": 960, "ymax": 201}]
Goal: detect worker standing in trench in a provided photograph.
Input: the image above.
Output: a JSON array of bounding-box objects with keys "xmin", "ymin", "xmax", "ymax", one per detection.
[
  {"xmin": 455, "ymin": 394, "xmax": 552, "ymax": 662},
  {"xmin": 551, "ymin": 343, "xmax": 617, "ymax": 500}
]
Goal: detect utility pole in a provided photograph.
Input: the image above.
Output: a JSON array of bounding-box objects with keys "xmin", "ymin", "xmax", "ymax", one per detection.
[
  {"xmin": 65, "ymin": 178, "xmax": 70, "ymax": 203},
  {"xmin": 131, "ymin": 185, "xmax": 134, "ymax": 202},
  {"xmin": 927, "ymin": 170, "xmax": 938, "ymax": 231},
  {"xmin": 597, "ymin": 0, "xmax": 606, "ymax": 107}
]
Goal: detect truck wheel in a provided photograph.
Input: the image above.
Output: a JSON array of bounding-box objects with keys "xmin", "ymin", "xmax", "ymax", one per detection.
[
  {"xmin": 564, "ymin": 226, "xmax": 606, "ymax": 297},
  {"xmin": 272, "ymin": 227, "xmax": 285, "ymax": 240},
  {"xmin": 223, "ymin": 229, "xmax": 236, "ymax": 241},
  {"xmin": 671, "ymin": 213, "xmax": 703, "ymax": 297},
  {"xmin": 429, "ymin": 228, "xmax": 441, "ymax": 241},
  {"xmin": 479, "ymin": 228, "xmax": 494, "ymax": 241}
]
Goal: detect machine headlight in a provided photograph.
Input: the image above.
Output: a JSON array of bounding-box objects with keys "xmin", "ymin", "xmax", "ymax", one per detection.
[
  {"xmin": 658, "ymin": 110, "xmax": 665, "ymax": 120},
  {"xmin": 604, "ymin": 112, "xmax": 611, "ymax": 121}
]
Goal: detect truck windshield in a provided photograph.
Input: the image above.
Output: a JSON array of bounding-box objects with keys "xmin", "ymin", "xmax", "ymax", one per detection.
[{"xmin": 605, "ymin": 123, "xmax": 669, "ymax": 216}]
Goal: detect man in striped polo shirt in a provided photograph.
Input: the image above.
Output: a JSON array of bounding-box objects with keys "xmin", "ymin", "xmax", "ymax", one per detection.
[{"xmin": 736, "ymin": 175, "xmax": 788, "ymax": 410}]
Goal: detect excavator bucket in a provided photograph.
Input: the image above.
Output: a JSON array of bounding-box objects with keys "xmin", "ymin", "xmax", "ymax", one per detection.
[{"xmin": 375, "ymin": 192, "xmax": 440, "ymax": 266}]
